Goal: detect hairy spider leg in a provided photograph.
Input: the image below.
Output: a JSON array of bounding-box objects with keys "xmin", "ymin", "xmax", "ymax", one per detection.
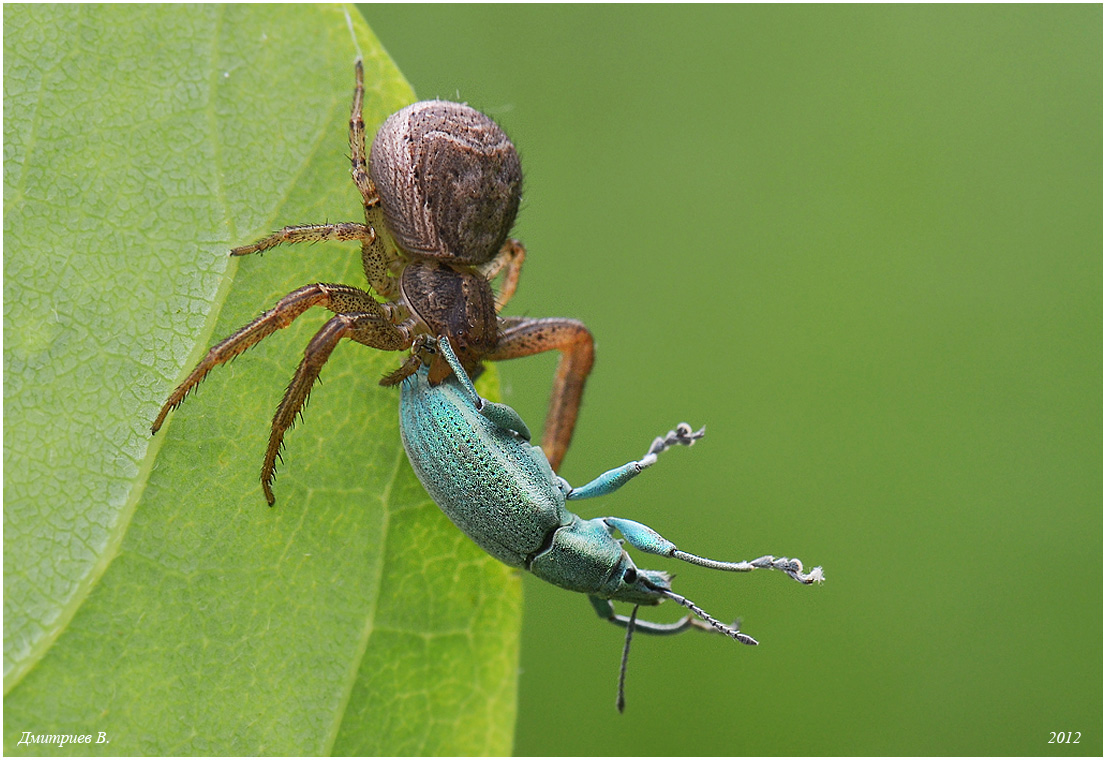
[
  {"xmin": 260, "ymin": 309, "xmax": 411, "ymax": 504},
  {"xmin": 489, "ymin": 316, "xmax": 595, "ymax": 471},
  {"xmin": 152, "ymin": 283, "xmax": 411, "ymax": 502},
  {"xmin": 478, "ymin": 237, "xmax": 527, "ymax": 312}
]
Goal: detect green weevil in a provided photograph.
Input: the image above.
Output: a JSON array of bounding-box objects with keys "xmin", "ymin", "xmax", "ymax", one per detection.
[{"xmin": 401, "ymin": 336, "xmax": 824, "ymax": 710}]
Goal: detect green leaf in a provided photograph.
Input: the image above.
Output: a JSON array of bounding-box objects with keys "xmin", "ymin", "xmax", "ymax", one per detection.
[{"xmin": 4, "ymin": 5, "xmax": 521, "ymax": 754}]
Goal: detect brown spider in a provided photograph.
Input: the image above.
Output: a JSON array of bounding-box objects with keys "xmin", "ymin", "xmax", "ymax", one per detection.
[{"xmin": 152, "ymin": 61, "xmax": 594, "ymax": 505}]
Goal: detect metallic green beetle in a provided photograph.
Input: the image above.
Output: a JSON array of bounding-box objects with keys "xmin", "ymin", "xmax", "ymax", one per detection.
[{"xmin": 400, "ymin": 336, "xmax": 823, "ymax": 710}]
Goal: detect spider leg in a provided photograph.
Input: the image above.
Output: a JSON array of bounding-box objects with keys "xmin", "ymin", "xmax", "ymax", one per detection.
[
  {"xmin": 348, "ymin": 59, "xmax": 404, "ymax": 300},
  {"xmin": 477, "ymin": 238, "xmax": 526, "ymax": 312},
  {"xmin": 228, "ymin": 222, "xmax": 374, "ymax": 256},
  {"xmin": 488, "ymin": 316, "xmax": 595, "ymax": 471},
  {"xmin": 261, "ymin": 310, "xmax": 411, "ymax": 504},
  {"xmin": 152, "ymin": 283, "xmax": 404, "ymax": 434},
  {"xmin": 349, "ymin": 59, "xmax": 378, "ymax": 210}
]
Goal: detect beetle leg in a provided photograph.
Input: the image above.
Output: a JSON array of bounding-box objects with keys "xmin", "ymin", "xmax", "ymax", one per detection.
[
  {"xmin": 261, "ymin": 311, "xmax": 411, "ymax": 504},
  {"xmin": 487, "ymin": 316, "xmax": 595, "ymax": 471},
  {"xmin": 589, "ymin": 596, "xmax": 715, "ymax": 635},
  {"xmin": 566, "ymin": 423, "xmax": 704, "ymax": 501},
  {"xmin": 477, "ymin": 238, "xmax": 526, "ymax": 311},
  {"xmin": 603, "ymin": 517, "xmax": 825, "ymax": 586},
  {"xmin": 433, "ymin": 336, "xmax": 531, "ymax": 440},
  {"xmin": 152, "ymin": 283, "xmax": 401, "ymax": 435}
]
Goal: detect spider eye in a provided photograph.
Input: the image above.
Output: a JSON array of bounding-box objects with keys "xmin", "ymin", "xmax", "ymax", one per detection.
[{"xmin": 623, "ymin": 567, "xmax": 637, "ymax": 584}]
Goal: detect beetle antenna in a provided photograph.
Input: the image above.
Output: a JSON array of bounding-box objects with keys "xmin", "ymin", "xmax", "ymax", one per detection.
[
  {"xmin": 616, "ymin": 605, "xmax": 639, "ymax": 713},
  {"xmin": 659, "ymin": 589, "xmax": 759, "ymax": 645},
  {"xmin": 671, "ymin": 552, "xmax": 825, "ymax": 585}
]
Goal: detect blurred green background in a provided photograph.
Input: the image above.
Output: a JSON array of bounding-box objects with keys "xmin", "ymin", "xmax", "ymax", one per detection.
[{"xmin": 362, "ymin": 4, "xmax": 1101, "ymax": 756}]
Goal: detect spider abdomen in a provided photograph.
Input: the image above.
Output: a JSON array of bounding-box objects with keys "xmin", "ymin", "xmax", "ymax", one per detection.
[{"xmin": 370, "ymin": 100, "xmax": 522, "ymax": 265}]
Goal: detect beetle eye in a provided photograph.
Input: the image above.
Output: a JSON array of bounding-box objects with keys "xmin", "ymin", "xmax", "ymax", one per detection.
[{"xmin": 623, "ymin": 567, "xmax": 637, "ymax": 584}]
